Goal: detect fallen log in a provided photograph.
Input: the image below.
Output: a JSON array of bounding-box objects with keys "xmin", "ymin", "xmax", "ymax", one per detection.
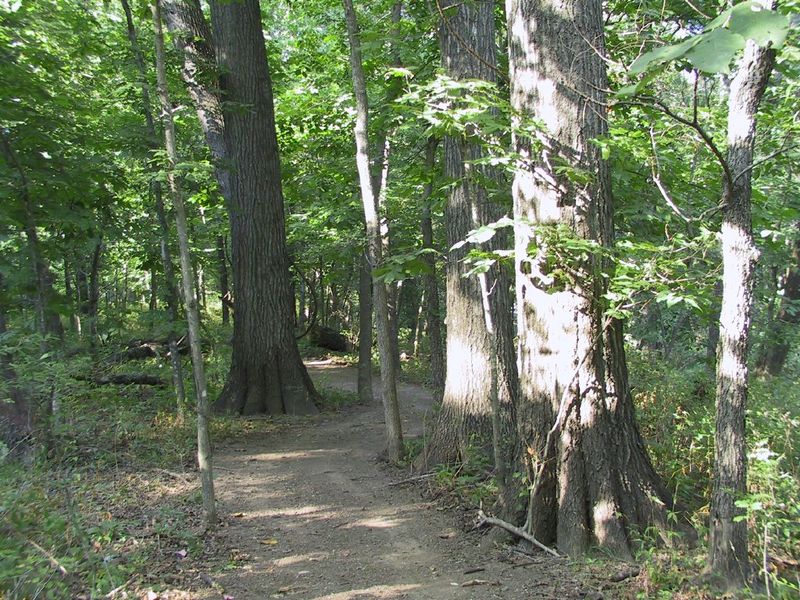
[
  {"xmin": 107, "ymin": 337, "xmax": 188, "ymax": 363},
  {"xmin": 76, "ymin": 374, "xmax": 167, "ymax": 387}
]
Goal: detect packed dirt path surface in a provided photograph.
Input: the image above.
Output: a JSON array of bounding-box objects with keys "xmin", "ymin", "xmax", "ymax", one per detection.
[{"xmin": 204, "ymin": 362, "xmax": 592, "ymax": 600}]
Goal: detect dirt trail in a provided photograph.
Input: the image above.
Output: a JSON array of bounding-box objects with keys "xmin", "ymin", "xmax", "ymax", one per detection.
[{"xmin": 203, "ymin": 362, "xmax": 590, "ymax": 599}]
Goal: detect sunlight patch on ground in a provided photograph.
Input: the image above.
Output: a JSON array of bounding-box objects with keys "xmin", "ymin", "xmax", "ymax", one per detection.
[
  {"xmin": 344, "ymin": 515, "xmax": 408, "ymax": 529},
  {"xmin": 271, "ymin": 551, "xmax": 330, "ymax": 567},
  {"xmin": 250, "ymin": 448, "xmax": 348, "ymax": 461},
  {"xmin": 259, "ymin": 504, "xmax": 334, "ymax": 518},
  {"xmin": 311, "ymin": 583, "xmax": 422, "ymax": 600}
]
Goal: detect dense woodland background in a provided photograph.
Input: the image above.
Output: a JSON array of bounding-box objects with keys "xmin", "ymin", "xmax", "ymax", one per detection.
[{"xmin": 0, "ymin": 0, "xmax": 799, "ymax": 598}]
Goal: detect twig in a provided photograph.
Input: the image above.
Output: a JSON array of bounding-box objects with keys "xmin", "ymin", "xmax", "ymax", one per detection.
[
  {"xmin": 476, "ymin": 509, "xmax": 561, "ymax": 558},
  {"xmin": 1, "ymin": 516, "xmax": 69, "ymax": 576},
  {"xmin": 105, "ymin": 577, "xmax": 135, "ymax": 598},
  {"xmin": 388, "ymin": 472, "xmax": 435, "ymax": 486},
  {"xmin": 649, "ymin": 127, "xmax": 691, "ymax": 223},
  {"xmin": 154, "ymin": 468, "xmax": 193, "ymax": 484}
]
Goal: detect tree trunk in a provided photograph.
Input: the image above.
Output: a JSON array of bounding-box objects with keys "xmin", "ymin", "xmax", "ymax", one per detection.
[
  {"xmin": 706, "ymin": 280, "xmax": 723, "ymax": 364},
  {"xmin": 357, "ymin": 251, "xmax": 374, "ymax": 405},
  {"xmin": 64, "ymin": 259, "xmax": 82, "ymax": 334},
  {"xmin": 418, "ymin": 0, "xmax": 517, "ymax": 478},
  {"xmin": 709, "ymin": 24, "xmax": 775, "ymax": 585},
  {"xmin": 420, "ymin": 136, "xmax": 445, "ymax": 395},
  {"xmin": 217, "ymin": 234, "xmax": 230, "ymax": 326},
  {"xmin": 757, "ymin": 226, "xmax": 800, "ymax": 375},
  {"xmin": 507, "ymin": 0, "xmax": 687, "ymax": 557},
  {"xmin": 0, "ymin": 131, "xmax": 64, "ymax": 343},
  {"xmin": 121, "ymin": 0, "xmax": 187, "ymax": 419},
  {"xmin": 0, "ymin": 274, "xmax": 30, "ymax": 456},
  {"xmin": 209, "ymin": 0, "xmax": 319, "ymax": 416},
  {"xmin": 152, "ymin": 0, "xmax": 216, "ymax": 526},
  {"xmin": 87, "ymin": 238, "xmax": 102, "ymax": 353},
  {"xmin": 343, "ymin": 0, "xmax": 403, "ymax": 462},
  {"xmin": 149, "ymin": 266, "xmax": 158, "ymax": 312},
  {"xmin": 161, "ymin": 0, "xmax": 230, "ymax": 203}
]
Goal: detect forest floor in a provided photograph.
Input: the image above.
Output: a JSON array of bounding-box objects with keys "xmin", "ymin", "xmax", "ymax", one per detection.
[{"xmin": 189, "ymin": 361, "xmax": 620, "ymax": 600}]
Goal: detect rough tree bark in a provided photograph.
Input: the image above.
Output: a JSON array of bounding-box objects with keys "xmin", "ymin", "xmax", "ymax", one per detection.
[
  {"xmin": 420, "ymin": 137, "xmax": 445, "ymax": 395},
  {"xmin": 507, "ymin": 0, "xmax": 688, "ymax": 557},
  {"xmin": 121, "ymin": 0, "xmax": 187, "ymax": 419},
  {"xmin": 217, "ymin": 234, "xmax": 229, "ymax": 326},
  {"xmin": 709, "ymin": 21, "xmax": 775, "ymax": 585},
  {"xmin": 418, "ymin": 0, "xmax": 517, "ymax": 477},
  {"xmin": 161, "ymin": 0, "xmax": 230, "ymax": 202},
  {"xmin": 152, "ymin": 0, "xmax": 216, "ymax": 526},
  {"xmin": 209, "ymin": 0, "xmax": 318, "ymax": 415},
  {"xmin": 343, "ymin": 0, "xmax": 404, "ymax": 462}
]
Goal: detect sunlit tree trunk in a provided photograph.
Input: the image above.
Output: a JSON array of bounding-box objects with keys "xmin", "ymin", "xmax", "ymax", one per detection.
[
  {"xmin": 418, "ymin": 1, "xmax": 517, "ymax": 494},
  {"xmin": 709, "ymin": 24, "xmax": 775, "ymax": 585},
  {"xmin": 343, "ymin": 0, "xmax": 403, "ymax": 462},
  {"xmin": 507, "ymin": 0, "xmax": 686, "ymax": 557},
  {"xmin": 152, "ymin": 0, "xmax": 216, "ymax": 526}
]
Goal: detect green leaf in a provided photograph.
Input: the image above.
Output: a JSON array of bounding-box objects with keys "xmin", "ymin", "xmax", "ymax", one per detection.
[
  {"xmin": 467, "ymin": 225, "xmax": 496, "ymax": 245},
  {"xmin": 728, "ymin": 4, "xmax": 790, "ymax": 48},
  {"xmin": 629, "ymin": 37, "xmax": 701, "ymax": 75},
  {"xmin": 685, "ymin": 28, "xmax": 745, "ymax": 74}
]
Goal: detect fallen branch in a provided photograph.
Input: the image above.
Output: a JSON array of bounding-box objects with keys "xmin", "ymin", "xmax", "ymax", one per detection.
[
  {"xmin": 105, "ymin": 577, "xmax": 136, "ymax": 598},
  {"xmin": 388, "ymin": 472, "xmax": 435, "ymax": 486},
  {"xmin": 476, "ymin": 509, "xmax": 561, "ymax": 558},
  {"xmin": 1, "ymin": 521, "xmax": 68, "ymax": 576},
  {"xmin": 154, "ymin": 468, "xmax": 193, "ymax": 484}
]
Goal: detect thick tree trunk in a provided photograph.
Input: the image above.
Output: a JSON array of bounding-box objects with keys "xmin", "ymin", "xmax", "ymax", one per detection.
[
  {"xmin": 418, "ymin": 0, "xmax": 517, "ymax": 476},
  {"xmin": 121, "ymin": 0, "xmax": 187, "ymax": 419},
  {"xmin": 152, "ymin": 0, "xmax": 216, "ymax": 526},
  {"xmin": 209, "ymin": 0, "xmax": 318, "ymax": 416},
  {"xmin": 709, "ymin": 27, "xmax": 775, "ymax": 586},
  {"xmin": 343, "ymin": 0, "xmax": 403, "ymax": 461},
  {"xmin": 507, "ymin": 0, "xmax": 686, "ymax": 557},
  {"xmin": 420, "ymin": 137, "xmax": 445, "ymax": 394},
  {"xmin": 161, "ymin": 0, "xmax": 230, "ymax": 203}
]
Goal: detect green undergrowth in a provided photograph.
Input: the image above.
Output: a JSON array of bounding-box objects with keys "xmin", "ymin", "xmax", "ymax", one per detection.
[
  {"xmin": 424, "ymin": 438, "xmax": 499, "ymax": 509},
  {"xmin": 406, "ymin": 349, "xmax": 800, "ymax": 598},
  {"xmin": 0, "ymin": 341, "xmax": 290, "ymax": 599},
  {"xmin": 316, "ymin": 386, "xmax": 361, "ymax": 412},
  {"xmin": 624, "ymin": 350, "xmax": 800, "ymax": 598}
]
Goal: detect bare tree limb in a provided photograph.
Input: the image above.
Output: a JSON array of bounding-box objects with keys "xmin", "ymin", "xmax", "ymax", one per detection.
[{"xmin": 476, "ymin": 509, "xmax": 561, "ymax": 558}]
